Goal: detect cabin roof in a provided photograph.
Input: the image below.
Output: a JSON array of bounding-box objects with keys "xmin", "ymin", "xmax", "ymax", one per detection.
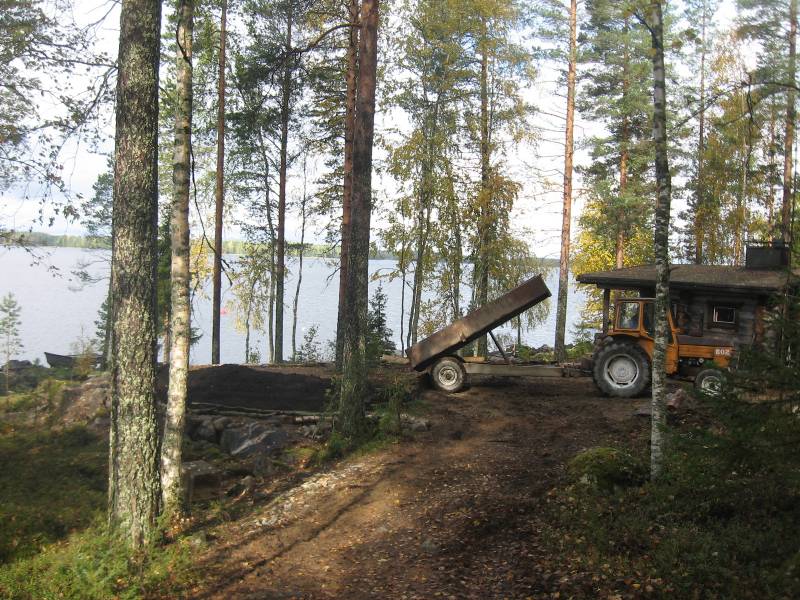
[{"xmin": 576, "ymin": 264, "xmax": 798, "ymax": 295}]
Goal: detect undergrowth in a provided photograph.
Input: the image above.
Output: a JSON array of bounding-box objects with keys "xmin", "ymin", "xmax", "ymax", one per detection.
[{"xmin": 545, "ymin": 293, "xmax": 800, "ymax": 597}]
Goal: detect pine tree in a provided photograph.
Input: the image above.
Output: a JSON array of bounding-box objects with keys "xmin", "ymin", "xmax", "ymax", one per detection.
[
  {"xmin": 107, "ymin": 0, "xmax": 162, "ymax": 549},
  {"xmin": 0, "ymin": 293, "xmax": 23, "ymax": 395}
]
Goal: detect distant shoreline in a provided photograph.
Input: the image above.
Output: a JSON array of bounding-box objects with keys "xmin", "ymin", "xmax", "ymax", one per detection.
[{"xmin": 2, "ymin": 231, "xmax": 559, "ymax": 266}]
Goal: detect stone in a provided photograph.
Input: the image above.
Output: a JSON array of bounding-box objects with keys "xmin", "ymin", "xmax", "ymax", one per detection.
[
  {"xmin": 226, "ymin": 475, "xmax": 257, "ymax": 497},
  {"xmin": 192, "ymin": 418, "xmax": 218, "ymax": 443},
  {"xmin": 181, "ymin": 460, "xmax": 221, "ymax": 504},
  {"xmin": 634, "ymin": 405, "xmax": 652, "ymax": 417},
  {"xmin": 220, "ymin": 422, "xmax": 291, "ymax": 457},
  {"xmin": 212, "ymin": 416, "xmax": 232, "ymax": 433}
]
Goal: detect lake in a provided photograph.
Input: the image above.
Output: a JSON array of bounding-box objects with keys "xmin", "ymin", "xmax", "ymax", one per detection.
[{"xmin": 0, "ymin": 246, "xmax": 588, "ymax": 365}]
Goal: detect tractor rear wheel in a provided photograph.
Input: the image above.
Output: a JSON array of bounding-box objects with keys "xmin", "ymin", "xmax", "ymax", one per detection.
[
  {"xmin": 430, "ymin": 357, "xmax": 466, "ymax": 393},
  {"xmin": 592, "ymin": 340, "xmax": 651, "ymax": 398}
]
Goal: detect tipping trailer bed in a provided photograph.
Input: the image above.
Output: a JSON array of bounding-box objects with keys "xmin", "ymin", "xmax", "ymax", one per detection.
[{"xmin": 406, "ymin": 275, "xmax": 564, "ymax": 390}]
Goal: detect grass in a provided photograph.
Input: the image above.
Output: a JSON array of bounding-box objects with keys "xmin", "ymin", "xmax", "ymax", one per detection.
[{"xmin": 0, "ymin": 426, "xmax": 107, "ymax": 564}]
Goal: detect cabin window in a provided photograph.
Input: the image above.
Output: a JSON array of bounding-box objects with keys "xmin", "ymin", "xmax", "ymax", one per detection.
[
  {"xmin": 712, "ymin": 305, "xmax": 737, "ymax": 326},
  {"xmin": 617, "ymin": 302, "xmax": 640, "ymax": 330}
]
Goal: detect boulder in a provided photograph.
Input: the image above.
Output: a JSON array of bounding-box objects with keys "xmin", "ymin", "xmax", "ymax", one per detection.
[
  {"xmin": 220, "ymin": 422, "xmax": 291, "ymax": 457},
  {"xmin": 667, "ymin": 388, "xmax": 691, "ymax": 410}
]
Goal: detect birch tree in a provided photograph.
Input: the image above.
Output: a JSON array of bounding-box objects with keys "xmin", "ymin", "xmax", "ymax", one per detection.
[{"xmin": 161, "ymin": 0, "xmax": 194, "ymax": 518}]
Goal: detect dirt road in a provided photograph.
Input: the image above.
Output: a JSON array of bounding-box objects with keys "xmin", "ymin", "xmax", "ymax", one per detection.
[{"xmin": 193, "ymin": 376, "xmax": 648, "ymax": 599}]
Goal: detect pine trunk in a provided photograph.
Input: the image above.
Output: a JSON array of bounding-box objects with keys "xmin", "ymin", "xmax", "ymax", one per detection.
[
  {"xmin": 292, "ymin": 160, "xmax": 308, "ymax": 360},
  {"xmin": 336, "ymin": 0, "xmax": 360, "ymax": 369},
  {"xmin": 475, "ymin": 41, "xmax": 491, "ymax": 357},
  {"xmin": 694, "ymin": 3, "xmax": 707, "ymax": 265},
  {"xmin": 108, "ymin": 0, "xmax": 162, "ymax": 548},
  {"xmin": 338, "ymin": 0, "xmax": 378, "ymax": 437},
  {"xmin": 647, "ymin": 0, "xmax": 671, "ymax": 481},
  {"xmin": 161, "ymin": 0, "xmax": 193, "ymax": 518},
  {"xmin": 554, "ymin": 0, "xmax": 577, "ymax": 364},
  {"xmin": 211, "ymin": 0, "xmax": 227, "ymax": 365},
  {"xmin": 275, "ymin": 6, "xmax": 293, "ymax": 365},
  {"xmin": 782, "ymin": 0, "xmax": 797, "ymax": 244}
]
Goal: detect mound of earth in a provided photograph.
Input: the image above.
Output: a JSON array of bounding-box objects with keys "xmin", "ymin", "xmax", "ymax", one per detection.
[{"xmin": 157, "ymin": 364, "xmax": 331, "ymax": 413}]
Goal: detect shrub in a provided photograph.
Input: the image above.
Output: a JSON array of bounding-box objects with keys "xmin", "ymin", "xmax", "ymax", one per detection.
[{"xmin": 567, "ymin": 447, "xmax": 647, "ymax": 491}]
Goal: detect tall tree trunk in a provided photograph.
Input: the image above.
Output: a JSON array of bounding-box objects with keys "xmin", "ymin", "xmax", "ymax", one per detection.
[
  {"xmin": 336, "ymin": 0, "xmax": 360, "ymax": 369},
  {"xmin": 275, "ymin": 3, "xmax": 293, "ymax": 364},
  {"xmin": 646, "ymin": 0, "xmax": 671, "ymax": 481},
  {"xmin": 475, "ymin": 37, "xmax": 491, "ymax": 357},
  {"xmin": 693, "ymin": 1, "xmax": 708, "ymax": 265},
  {"xmin": 292, "ymin": 157, "xmax": 308, "ymax": 361},
  {"xmin": 256, "ymin": 143, "xmax": 276, "ymax": 363},
  {"xmin": 108, "ymin": 0, "xmax": 162, "ymax": 548},
  {"xmin": 161, "ymin": 0, "xmax": 193, "ymax": 518},
  {"xmin": 554, "ymin": 0, "xmax": 577, "ymax": 364},
  {"xmin": 339, "ymin": 0, "xmax": 378, "ymax": 437},
  {"xmin": 211, "ymin": 0, "xmax": 227, "ymax": 365},
  {"xmin": 782, "ymin": 0, "xmax": 797, "ymax": 244}
]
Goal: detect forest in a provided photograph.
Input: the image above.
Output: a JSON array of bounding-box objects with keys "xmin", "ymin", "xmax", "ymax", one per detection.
[{"xmin": 1, "ymin": 0, "xmax": 799, "ymax": 598}]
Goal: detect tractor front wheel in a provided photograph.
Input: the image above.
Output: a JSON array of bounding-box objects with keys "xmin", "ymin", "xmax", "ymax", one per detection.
[
  {"xmin": 694, "ymin": 368, "xmax": 723, "ymax": 396},
  {"xmin": 592, "ymin": 341, "xmax": 651, "ymax": 398}
]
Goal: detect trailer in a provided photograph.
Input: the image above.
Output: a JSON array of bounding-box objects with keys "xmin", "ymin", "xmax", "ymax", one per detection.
[{"xmin": 406, "ymin": 275, "xmax": 564, "ymax": 392}]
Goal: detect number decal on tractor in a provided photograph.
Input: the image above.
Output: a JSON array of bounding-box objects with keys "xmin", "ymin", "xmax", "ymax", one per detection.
[{"xmin": 714, "ymin": 347, "xmax": 732, "ymax": 357}]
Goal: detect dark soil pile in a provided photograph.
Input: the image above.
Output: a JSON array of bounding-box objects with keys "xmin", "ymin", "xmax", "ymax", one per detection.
[{"xmin": 157, "ymin": 364, "xmax": 331, "ymax": 413}]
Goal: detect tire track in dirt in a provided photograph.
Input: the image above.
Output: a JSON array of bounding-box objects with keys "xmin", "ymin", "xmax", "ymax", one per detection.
[{"xmin": 194, "ymin": 376, "xmax": 646, "ymax": 599}]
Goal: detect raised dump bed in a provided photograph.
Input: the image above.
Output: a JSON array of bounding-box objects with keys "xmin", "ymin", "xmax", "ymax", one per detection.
[{"xmin": 406, "ymin": 275, "xmax": 563, "ymax": 392}]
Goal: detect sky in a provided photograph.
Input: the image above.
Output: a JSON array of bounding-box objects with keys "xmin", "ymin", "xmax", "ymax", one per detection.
[{"xmin": 1, "ymin": 0, "xmax": 741, "ymax": 260}]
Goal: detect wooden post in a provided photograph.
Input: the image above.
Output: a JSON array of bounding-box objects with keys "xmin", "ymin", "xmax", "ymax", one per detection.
[{"xmin": 602, "ymin": 288, "xmax": 611, "ymax": 334}]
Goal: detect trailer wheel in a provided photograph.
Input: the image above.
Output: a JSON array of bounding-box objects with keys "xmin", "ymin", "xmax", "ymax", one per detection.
[
  {"xmin": 592, "ymin": 341, "xmax": 651, "ymax": 398},
  {"xmin": 430, "ymin": 357, "xmax": 466, "ymax": 393},
  {"xmin": 694, "ymin": 368, "xmax": 723, "ymax": 396}
]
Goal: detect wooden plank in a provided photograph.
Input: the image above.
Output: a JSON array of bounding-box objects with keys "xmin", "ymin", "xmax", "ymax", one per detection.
[{"xmin": 462, "ymin": 363, "xmax": 564, "ymax": 377}]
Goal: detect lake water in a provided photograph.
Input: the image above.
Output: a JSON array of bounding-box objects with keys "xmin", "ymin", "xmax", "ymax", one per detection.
[{"xmin": 0, "ymin": 246, "xmax": 587, "ymax": 365}]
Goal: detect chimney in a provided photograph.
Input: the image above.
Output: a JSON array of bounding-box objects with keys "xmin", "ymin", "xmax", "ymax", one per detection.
[{"xmin": 745, "ymin": 239, "xmax": 790, "ymax": 269}]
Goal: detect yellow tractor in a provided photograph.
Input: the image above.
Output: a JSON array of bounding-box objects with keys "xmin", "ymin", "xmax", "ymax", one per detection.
[{"xmin": 592, "ymin": 298, "xmax": 733, "ymax": 398}]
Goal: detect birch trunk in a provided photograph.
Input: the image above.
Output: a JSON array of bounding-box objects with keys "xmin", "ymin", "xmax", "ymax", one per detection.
[
  {"xmin": 339, "ymin": 0, "xmax": 378, "ymax": 437},
  {"xmin": 475, "ymin": 40, "xmax": 491, "ymax": 357},
  {"xmin": 694, "ymin": 2, "xmax": 707, "ymax": 265},
  {"xmin": 292, "ymin": 159, "xmax": 309, "ymax": 360},
  {"xmin": 554, "ymin": 0, "xmax": 577, "ymax": 364},
  {"xmin": 646, "ymin": 0, "xmax": 671, "ymax": 481},
  {"xmin": 211, "ymin": 0, "xmax": 227, "ymax": 364},
  {"xmin": 161, "ymin": 0, "xmax": 193, "ymax": 518},
  {"xmin": 108, "ymin": 0, "xmax": 162, "ymax": 548}
]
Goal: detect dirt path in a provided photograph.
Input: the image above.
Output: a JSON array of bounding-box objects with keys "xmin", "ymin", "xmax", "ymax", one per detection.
[{"xmin": 193, "ymin": 376, "xmax": 648, "ymax": 599}]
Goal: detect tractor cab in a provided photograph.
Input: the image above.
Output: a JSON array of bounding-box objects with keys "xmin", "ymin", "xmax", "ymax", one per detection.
[{"xmin": 592, "ymin": 297, "xmax": 734, "ymax": 397}]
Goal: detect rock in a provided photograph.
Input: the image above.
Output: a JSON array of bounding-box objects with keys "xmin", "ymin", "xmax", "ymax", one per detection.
[
  {"xmin": 420, "ymin": 538, "xmax": 440, "ymax": 554},
  {"xmin": 220, "ymin": 423, "xmax": 291, "ymax": 457},
  {"xmin": 212, "ymin": 416, "xmax": 232, "ymax": 433},
  {"xmin": 634, "ymin": 405, "xmax": 652, "ymax": 417},
  {"xmin": 192, "ymin": 418, "xmax": 218, "ymax": 443},
  {"xmin": 667, "ymin": 388, "xmax": 691, "ymax": 410},
  {"xmin": 226, "ymin": 474, "xmax": 257, "ymax": 497},
  {"xmin": 181, "ymin": 460, "xmax": 221, "ymax": 504},
  {"xmin": 401, "ymin": 414, "xmax": 431, "ymax": 432}
]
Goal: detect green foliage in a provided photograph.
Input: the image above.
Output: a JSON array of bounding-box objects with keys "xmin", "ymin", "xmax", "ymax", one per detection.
[
  {"xmin": 547, "ymin": 291, "xmax": 800, "ymax": 596},
  {"xmin": 0, "ymin": 524, "xmax": 196, "ymax": 600},
  {"xmin": 1, "ymin": 293, "xmax": 24, "ymax": 394},
  {"xmin": 366, "ymin": 285, "xmax": 396, "ymax": 365},
  {"xmin": 296, "ymin": 324, "xmax": 323, "ymax": 363}
]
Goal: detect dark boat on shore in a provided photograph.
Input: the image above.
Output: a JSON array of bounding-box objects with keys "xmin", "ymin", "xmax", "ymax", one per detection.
[{"xmin": 44, "ymin": 352, "xmax": 78, "ymax": 368}]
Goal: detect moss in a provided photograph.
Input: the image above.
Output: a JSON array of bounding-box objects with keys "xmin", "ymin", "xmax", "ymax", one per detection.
[{"xmin": 567, "ymin": 446, "xmax": 647, "ymax": 491}]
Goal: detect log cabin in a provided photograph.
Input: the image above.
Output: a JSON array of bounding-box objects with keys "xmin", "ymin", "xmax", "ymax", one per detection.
[{"xmin": 576, "ymin": 241, "xmax": 798, "ymax": 350}]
